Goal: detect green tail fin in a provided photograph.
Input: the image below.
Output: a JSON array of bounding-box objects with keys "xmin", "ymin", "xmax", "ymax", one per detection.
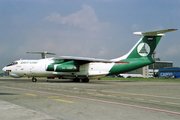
[
  {"xmin": 109, "ymin": 29, "xmax": 177, "ymax": 75},
  {"xmin": 112, "ymin": 29, "xmax": 177, "ymax": 61},
  {"xmin": 127, "ymin": 35, "xmax": 162, "ymax": 59}
]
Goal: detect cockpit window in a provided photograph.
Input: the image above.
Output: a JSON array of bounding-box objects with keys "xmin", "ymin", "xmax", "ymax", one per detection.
[{"xmin": 7, "ymin": 62, "xmax": 18, "ymax": 66}]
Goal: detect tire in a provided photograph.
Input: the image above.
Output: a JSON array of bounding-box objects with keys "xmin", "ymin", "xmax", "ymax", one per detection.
[
  {"xmin": 82, "ymin": 78, "xmax": 89, "ymax": 83},
  {"xmin": 73, "ymin": 78, "xmax": 80, "ymax": 82},
  {"xmin": 32, "ymin": 77, "xmax": 37, "ymax": 82}
]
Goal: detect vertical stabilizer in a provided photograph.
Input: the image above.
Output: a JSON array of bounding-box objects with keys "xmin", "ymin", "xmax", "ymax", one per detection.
[
  {"xmin": 109, "ymin": 29, "xmax": 177, "ymax": 75},
  {"xmin": 112, "ymin": 29, "xmax": 177, "ymax": 61}
]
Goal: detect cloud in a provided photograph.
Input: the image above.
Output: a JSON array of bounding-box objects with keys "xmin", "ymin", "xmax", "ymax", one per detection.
[
  {"xmin": 15, "ymin": 28, "xmax": 108, "ymax": 58},
  {"xmin": 15, "ymin": 5, "xmax": 114, "ymax": 59},
  {"xmin": 45, "ymin": 5, "xmax": 107, "ymax": 31}
]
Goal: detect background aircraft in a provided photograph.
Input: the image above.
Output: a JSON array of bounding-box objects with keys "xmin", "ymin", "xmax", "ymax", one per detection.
[{"xmin": 2, "ymin": 29, "xmax": 177, "ymax": 82}]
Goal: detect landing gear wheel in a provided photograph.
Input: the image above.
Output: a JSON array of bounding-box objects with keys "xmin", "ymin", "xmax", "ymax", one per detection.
[
  {"xmin": 82, "ymin": 78, "xmax": 89, "ymax": 83},
  {"xmin": 73, "ymin": 78, "xmax": 80, "ymax": 82},
  {"xmin": 32, "ymin": 77, "xmax": 37, "ymax": 82}
]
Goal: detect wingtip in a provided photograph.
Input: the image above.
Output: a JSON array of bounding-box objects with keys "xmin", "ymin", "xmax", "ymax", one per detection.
[{"xmin": 168, "ymin": 29, "xmax": 178, "ymax": 31}]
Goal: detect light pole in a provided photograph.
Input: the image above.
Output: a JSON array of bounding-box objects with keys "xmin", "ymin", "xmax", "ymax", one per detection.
[{"xmin": 153, "ymin": 51, "xmax": 156, "ymax": 77}]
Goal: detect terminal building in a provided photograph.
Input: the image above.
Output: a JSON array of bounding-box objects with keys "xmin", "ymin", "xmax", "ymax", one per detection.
[
  {"xmin": 121, "ymin": 58, "xmax": 175, "ymax": 78},
  {"xmin": 159, "ymin": 68, "xmax": 180, "ymax": 78}
]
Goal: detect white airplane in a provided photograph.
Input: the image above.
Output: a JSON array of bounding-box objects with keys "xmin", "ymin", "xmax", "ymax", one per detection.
[{"xmin": 2, "ymin": 29, "xmax": 177, "ymax": 82}]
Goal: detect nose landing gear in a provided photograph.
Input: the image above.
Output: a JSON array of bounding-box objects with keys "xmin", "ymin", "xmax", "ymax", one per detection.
[{"xmin": 32, "ymin": 77, "xmax": 37, "ymax": 82}]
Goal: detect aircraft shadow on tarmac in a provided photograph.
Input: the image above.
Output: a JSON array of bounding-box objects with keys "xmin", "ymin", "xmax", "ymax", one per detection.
[
  {"xmin": 0, "ymin": 93, "xmax": 18, "ymax": 95},
  {"xmin": 45, "ymin": 80, "xmax": 137, "ymax": 84},
  {"xmin": 0, "ymin": 78, "xmax": 137, "ymax": 84}
]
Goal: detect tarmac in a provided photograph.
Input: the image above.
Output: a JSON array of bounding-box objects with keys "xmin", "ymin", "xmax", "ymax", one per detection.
[{"xmin": 0, "ymin": 78, "xmax": 180, "ymax": 120}]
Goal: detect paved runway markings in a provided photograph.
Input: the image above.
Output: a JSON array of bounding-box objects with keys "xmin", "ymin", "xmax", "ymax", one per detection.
[
  {"xmin": 96, "ymin": 89, "xmax": 180, "ymax": 100},
  {"xmin": 107, "ymin": 95, "xmax": 117, "ymax": 97},
  {"xmin": 3, "ymin": 86, "xmax": 180, "ymax": 115},
  {"xmin": 54, "ymin": 99, "xmax": 74, "ymax": 103},
  {"xmin": 26, "ymin": 93, "xmax": 37, "ymax": 96},
  {"xmin": 165, "ymin": 102, "xmax": 180, "ymax": 105}
]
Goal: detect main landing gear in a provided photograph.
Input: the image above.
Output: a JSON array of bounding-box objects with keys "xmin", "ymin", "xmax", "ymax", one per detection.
[
  {"xmin": 73, "ymin": 78, "xmax": 89, "ymax": 83},
  {"xmin": 31, "ymin": 77, "xmax": 89, "ymax": 83},
  {"xmin": 32, "ymin": 77, "xmax": 37, "ymax": 82},
  {"xmin": 82, "ymin": 78, "xmax": 89, "ymax": 83},
  {"xmin": 73, "ymin": 78, "xmax": 80, "ymax": 82}
]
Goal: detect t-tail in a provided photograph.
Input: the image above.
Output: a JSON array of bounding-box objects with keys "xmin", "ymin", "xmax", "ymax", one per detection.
[{"xmin": 109, "ymin": 29, "xmax": 177, "ymax": 75}]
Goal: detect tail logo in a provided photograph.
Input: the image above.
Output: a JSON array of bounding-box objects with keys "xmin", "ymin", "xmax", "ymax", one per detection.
[{"xmin": 137, "ymin": 43, "xmax": 150, "ymax": 56}]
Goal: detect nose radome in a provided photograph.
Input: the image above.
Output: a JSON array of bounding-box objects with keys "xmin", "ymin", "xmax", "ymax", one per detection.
[{"xmin": 2, "ymin": 67, "xmax": 6, "ymax": 72}]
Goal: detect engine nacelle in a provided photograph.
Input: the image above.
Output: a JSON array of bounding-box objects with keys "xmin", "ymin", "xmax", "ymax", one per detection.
[
  {"xmin": 46, "ymin": 60, "xmax": 79, "ymax": 72},
  {"xmin": 46, "ymin": 64, "xmax": 54, "ymax": 71},
  {"xmin": 54, "ymin": 64, "xmax": 79, "ymax": 72},
  {"xmin": 46, "ymin": 60, "xmax": 66, "ymax": 71}
]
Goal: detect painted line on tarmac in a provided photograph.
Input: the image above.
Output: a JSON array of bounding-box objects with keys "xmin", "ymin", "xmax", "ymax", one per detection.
[
  {"xmin": 46, "ymin": 96, "xmax": 60, "ymax": 98},
  {"xmin": 26, "ymin": 93, "xmax": 37, "ymax": 96},
  {"xmin": 88, "ymin": 89, "xmax": 180, "ymax": 100},
  {"xmin": 54, "ymin": 99, "xmax": 74, "ymax": 103},
  {"xmin": 86, "ymin": 88, "xmax": 180, "ymax": 101},
  {"xmin": 108, "ymin": 95, "xmax": 117, "ymax": 97},
  {"xmin": 3, "ymin": 86, "xmax": 180, "ymax": 116},
  {"xmin": 165, "ymin": 102, "xmax": 180, "ymax": 105}
]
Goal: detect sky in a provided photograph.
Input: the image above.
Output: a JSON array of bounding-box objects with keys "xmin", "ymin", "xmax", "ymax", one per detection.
[{"xmin": 0, "ymin": 0, "xmax": 180, "ymax": 70}]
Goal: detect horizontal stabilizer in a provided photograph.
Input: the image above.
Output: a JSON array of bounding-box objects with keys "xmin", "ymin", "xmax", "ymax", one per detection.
[{"xmin": 133, "ymin": 29, "xmax": 177, "ymax": 36}]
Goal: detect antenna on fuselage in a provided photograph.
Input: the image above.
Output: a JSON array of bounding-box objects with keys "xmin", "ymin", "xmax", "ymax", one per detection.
[{"xmin": 26, "ymin": 52, "xmax": 56, "ymax": 59}]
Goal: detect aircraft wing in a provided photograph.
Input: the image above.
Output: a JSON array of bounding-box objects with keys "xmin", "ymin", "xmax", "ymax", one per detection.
[{"xmin": 53, "ymin": 56, "xmax": 115, "ymax": 63}]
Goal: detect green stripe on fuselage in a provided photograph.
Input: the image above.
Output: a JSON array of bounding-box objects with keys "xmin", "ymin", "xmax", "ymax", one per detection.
[
  {"xmin": 108, "ymin": 36, "xmax": 162, "ymax": 75},
  {"xmin": 109, "ymin": 57, "xmax": 154, "ymax": 75}
]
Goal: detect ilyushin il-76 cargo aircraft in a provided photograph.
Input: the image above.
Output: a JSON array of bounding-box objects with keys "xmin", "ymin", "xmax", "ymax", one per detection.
[{"xmin": 2, "ymin": 29, "xmax": 177, "ymax": 82}]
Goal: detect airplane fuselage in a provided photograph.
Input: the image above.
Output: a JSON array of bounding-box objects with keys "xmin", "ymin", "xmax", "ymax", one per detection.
[{"xmin": 2, "ymin": 58, "xmax": 115, "ymax": 79}]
